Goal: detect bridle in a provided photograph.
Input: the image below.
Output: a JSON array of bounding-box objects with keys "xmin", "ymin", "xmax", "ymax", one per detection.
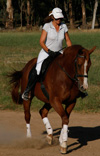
[
  {"xmin": 57, "ymin": 53, "xmax": 88, "ymax": 83},
  {"xmin": 74, "ymin": 54, "xmax": 88, "ymax": 81}
]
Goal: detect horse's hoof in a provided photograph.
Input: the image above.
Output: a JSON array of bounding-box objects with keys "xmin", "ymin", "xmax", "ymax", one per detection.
[
  {"xmin": 46, "ymin": 134, "xmax": 53, "ymax": 145},
  {"xmin": 60, "ymin": 141, "xmax": 67, "ymax": 154},
  {"xmin": 26, "ymin": 132, "xmax": 32, "ymax": 138},
  {"xmin": 27, "ymin": 135, "xmax": 32, "ymax": 138}
]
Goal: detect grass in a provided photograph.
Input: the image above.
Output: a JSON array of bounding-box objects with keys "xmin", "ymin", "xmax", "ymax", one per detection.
[{"xmin": 0, "ymin": 30, "xmax": 100, "ymax": 112}]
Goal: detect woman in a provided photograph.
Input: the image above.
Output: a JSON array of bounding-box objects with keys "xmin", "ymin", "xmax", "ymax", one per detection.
[{"xmin": 22, "ymin": 7, "xmax": 72, "ymax": 101}]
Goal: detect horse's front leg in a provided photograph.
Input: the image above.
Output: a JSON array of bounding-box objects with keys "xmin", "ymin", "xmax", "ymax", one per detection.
[
  {"xmin": 23, "ymin": 100, "xmax": 32, "ymax": 138},
  {"xmin": 65, "ymin": 100, "xmax": 76, "ymax": 119},
  {"xmin": 39, "ymin": 103, "xmax": 53, "ymax": 144},
  {"xmin": 51, "ymin": 97, "xmax": 69, "ymax": 154}
]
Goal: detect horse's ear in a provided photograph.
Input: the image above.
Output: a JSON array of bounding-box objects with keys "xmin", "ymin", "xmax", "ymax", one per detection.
[{"xmin": 89, "ymin": 46, "xmax": 96, "ymax": 55}]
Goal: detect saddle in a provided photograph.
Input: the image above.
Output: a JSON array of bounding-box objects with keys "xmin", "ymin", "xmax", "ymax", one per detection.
[{"xmin": 40, "ymin": 52, "xmax": 60, "ymax": 80}]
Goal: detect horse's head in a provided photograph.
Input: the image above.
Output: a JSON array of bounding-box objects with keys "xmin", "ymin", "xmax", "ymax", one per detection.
[{"xmin": 74, "ymin": 46, "xmax": 96, "ymax": 92}]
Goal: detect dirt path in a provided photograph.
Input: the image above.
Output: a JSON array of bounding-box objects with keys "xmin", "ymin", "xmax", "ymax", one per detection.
[{"xmin": 0, "ymin": 111, "xmax": 100, "ymax": 156}]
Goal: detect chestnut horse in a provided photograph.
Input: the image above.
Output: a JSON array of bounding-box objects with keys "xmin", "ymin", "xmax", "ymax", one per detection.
[{"xmin": 9, "ymin": 45, "xmax": 95, "ymax": 154}]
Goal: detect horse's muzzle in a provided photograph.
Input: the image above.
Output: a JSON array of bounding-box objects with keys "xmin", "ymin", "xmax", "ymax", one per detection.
[
  {"xmin": 79, "ymin": 84, "xmax": 88, "ymax": 92},
  {"xmin": 79, "ymin": 85, "xmax": 86, "ymax": 92}
]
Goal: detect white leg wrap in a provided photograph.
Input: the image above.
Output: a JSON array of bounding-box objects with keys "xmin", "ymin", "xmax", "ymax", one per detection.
[
  {"xmin": 59, "ymin": 125, "xmax": 68, "ymax": 144},
  {"xmin": 43, "ymin": 117, "xmax": 53, "ymax": 135},
  {"xmin": 26, "ymin": 124, "xmax": 32, "ymax": 138}
]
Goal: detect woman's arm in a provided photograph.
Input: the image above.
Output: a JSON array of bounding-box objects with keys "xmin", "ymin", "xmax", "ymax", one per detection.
[
  {"xmin": 39, "ymin": 29, "xmax": 49, "ymax": 52},
  {"xmin": 65, "ymin": 32, "xmax": 72, "ymax": 47}
]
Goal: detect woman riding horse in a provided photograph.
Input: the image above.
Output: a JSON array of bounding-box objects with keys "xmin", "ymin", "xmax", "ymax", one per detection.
[
  {"xmin": 8, "ymin": 7, "xmax": 96, "ymax": 154},
  {"xmin": 22, "ymin": 7, "xmax": 72, "ymax": 101},
  {"xmin": 8, "ymin": 44, "xmax": 95, "ymax": 154}
]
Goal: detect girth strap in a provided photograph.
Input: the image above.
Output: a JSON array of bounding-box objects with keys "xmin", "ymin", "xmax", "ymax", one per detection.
[{"xmin": 41, "ymin": 82, "xmax": 49, "ymax": 100}]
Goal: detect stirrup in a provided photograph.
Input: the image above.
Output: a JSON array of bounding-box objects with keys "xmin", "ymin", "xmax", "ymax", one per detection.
[{"xmin": 22, "ymin": 92, "xmax": 31, "ymax": 101}]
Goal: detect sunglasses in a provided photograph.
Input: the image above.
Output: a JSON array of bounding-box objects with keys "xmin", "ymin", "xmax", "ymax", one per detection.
[{"xmin": 55, "ymin": 18, "xmax": 62, "ymax": 20}]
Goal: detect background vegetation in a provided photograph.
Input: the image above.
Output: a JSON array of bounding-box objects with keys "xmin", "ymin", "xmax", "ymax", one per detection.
[
  {"xmin": 0, "ymin": 0, "xmax": 100, "ymax": 29},
  {"xmin": 0, "ymin": 30, "xmax": 100, "ymax": 112}
]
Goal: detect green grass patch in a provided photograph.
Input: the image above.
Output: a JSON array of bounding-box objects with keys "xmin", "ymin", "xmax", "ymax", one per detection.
[
  {"xmin": 0, "ymin": 30, "xmax": 100, "ymax": 112},
  {"xmin": 70, "ymin": 31, "xmax": 100, "ymax": 49}
]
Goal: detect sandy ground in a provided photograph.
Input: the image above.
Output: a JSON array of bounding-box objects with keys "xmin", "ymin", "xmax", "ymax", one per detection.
[{"xmin": 0, "ymin": 110, "xmax": 100, "ymax": 156}]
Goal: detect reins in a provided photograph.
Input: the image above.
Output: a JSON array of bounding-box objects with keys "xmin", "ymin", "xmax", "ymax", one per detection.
[
  {"xmin": 56, "ymin": 62, "xmax": 76, "ymax": 81},
  {"xmin": 55, "ymin": 47, "xmax": 77, "ymax": 81},
  {"xmin": 36, "ymin": 47, "xmax": 66, "ymax": 66},
  {"xmin": 56, "ymin": 51, "xmax": 88, "ymax": 83}
]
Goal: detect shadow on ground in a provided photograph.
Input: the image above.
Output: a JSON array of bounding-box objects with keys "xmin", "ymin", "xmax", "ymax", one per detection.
[{"xmin": 43, "ymin": 126, "xmax": 100, "ymax": 154}]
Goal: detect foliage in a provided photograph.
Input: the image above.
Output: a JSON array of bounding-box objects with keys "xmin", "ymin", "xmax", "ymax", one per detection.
[
  {"xmin": 0, "ymin": 0, "xmax": 6, "ymax": 27},
  {"xmin": 0, "ymin": 0, "xmax": 100, "ymax": 28}
]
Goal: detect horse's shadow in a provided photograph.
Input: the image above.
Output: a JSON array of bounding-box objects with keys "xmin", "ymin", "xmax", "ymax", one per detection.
[{"xmin": 43, "ymin": 126, "xmax": 100, "ymax": 154}]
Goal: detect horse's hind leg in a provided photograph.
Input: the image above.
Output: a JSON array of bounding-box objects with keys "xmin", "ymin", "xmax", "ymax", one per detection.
[
  {"xmin": 23, "ymin": 100, "xmax": 32, "ymax": 138},
  {"xmin": 39, "ymin": 103, "xmax": 53, "ymax": 144}
]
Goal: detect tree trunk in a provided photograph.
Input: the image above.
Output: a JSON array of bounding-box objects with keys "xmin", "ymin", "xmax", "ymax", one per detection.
[
  {"xmin": 6, "ymin": 0, "xmax": 13, "ymax": 29},
  {"xmin": 69, "ymin": 0, "xmax": 74, "ymax": 29},
  {"xmin": 64, "ymin": 0, "xmax": 67, "ymax": 15},
  {"xmin": 54, "ymin": 0, "xmax": 59, "ymax": 7},
  {"xmin": 55, "ymin": 0, "xmax": 57, "ymax": 7},
  {"xmin": 92, "ymin": 0, "xmax": 98, "ymax": 29},
  {"xmin": 20, "ymin": 0, "xmax": 23, "ymax": 29},
  {"xmin": 27, "ymin": 0, "xmax": 31, "ymax": 29},
  {"xmin": 81, "ymin": 0, "xmax": 87, "ymax": 29}
]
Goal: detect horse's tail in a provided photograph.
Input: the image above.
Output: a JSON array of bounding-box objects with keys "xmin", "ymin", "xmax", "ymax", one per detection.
[{"xmin": 8, "ymin": 70, "xmax": 23, "ymax": 104}]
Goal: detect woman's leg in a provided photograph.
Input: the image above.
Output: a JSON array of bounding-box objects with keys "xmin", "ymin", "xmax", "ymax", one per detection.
[
  {"xmin": 22, "ymin": 50, "xmax": 49, "ymax": 101},
  {"xmin": 35, "ymin": 50, "xmax": 49, "ymax": 75}
]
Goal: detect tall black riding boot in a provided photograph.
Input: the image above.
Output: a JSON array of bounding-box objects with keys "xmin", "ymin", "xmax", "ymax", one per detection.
[{"xmin": 22, "ymin": 68, "xmax": 38, "ymax": 101}]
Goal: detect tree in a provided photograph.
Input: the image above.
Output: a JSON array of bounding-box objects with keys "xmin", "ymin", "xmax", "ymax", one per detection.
[
  {"xmin": 69, "ymin": 0, "xmax": 74, "ymax": 29},
  {"xmin": 0, "ymin": 0, "xmax": 100, "ymax": 29},
  {"xmin": 55, "ymin": 0, "xmax": 57, "ymax": 6},
  {"xmin": 81, "ymin": 0, "xmax": 87, "ymax": 29},
  {"xmin": 92, "ymin": 0, "xmax": 98, "ymax": 29},
  {"xmin": 20, "ymin": 0, "xmax": 23, "ymax": 29},
  {"xmin": 0, "ymin": 0, "xmax": 6, "ymax": 27},
  {"xmin": 26, "ymin": 0, "xmax": 31, "ymax": 29},
  {"xmin": 6, "ymin": 0, "xmax": 13, "ymax": 28},
  {"xmin": 64, "ymin": 0, "xmax": 68, "ymax": 20},
  {"xmin": 18, "ymin": 0, "xmax": 26, "ymax": 29},
  {"xmin": 64, "ymin": 0, "xmax": 67, "ymax": 14}
]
